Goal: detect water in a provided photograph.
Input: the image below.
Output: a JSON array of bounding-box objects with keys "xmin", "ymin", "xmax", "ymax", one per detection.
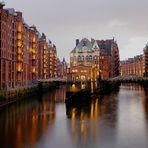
[{"xmin": 0, "ymin": 84, "xmax": 148, "ymax": 148}]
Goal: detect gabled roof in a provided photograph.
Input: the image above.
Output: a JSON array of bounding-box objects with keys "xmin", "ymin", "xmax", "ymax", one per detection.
[
  {"xmin": 71, "ymin": 38, "xmax": 96, "ymax": 53},
  {"xmin": 92, "ymin": 40, "xmax": 100, "ymax": 51}
]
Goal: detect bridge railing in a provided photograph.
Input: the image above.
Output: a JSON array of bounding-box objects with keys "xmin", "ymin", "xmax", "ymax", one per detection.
[
  {"xmin": 108, "ymin": 75, "xmax": 148, "ymax": 82},
  {"xmin": 38, "ymin": 77, "xmax": 67, "ymax": 83}
]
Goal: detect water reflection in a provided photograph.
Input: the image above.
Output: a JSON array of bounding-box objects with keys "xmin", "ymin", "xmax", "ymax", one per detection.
[
  {"xmin": 141, "ymin": 86, "xmax": 148, "ymax": 121},
  {"xmin": 0, "ymin": 87, "xmax": 66, "ymax": 148},
  {"xmin": 68, "ymin": 81, "xmax": 98, "ymax": 93},
  {"xmin": 66, "ymin": 89, "xmax": 119, "ymax": 145},
  {"xmin": 0, "ymin": 84, "xmax": 148, "ymax": 148}
]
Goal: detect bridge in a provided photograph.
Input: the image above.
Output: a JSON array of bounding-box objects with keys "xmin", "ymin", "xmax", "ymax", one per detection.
[
  {"xmin": 38, "ymin": 77, "xmax": 67, "ymax": 83},
  {"xmin": 108, "ymin": 75, "xmax": 148, "ymax": 83},
  {"xmin": 37, "ymin": 78, "xmax": 67, "ymax": 92}
]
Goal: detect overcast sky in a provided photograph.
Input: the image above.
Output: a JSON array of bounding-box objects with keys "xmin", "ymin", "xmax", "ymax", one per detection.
[{"xmin": 5, "ymin": 0, "xmax": 148, "ymax": 62}]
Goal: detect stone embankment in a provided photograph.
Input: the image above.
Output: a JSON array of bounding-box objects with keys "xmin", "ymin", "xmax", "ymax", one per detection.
[{"xmin": 0, "ymin": 81, "xmax": 66, "ymax": 108}]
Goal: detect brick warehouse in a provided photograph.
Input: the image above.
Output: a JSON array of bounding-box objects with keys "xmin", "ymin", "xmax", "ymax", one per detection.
[
  {"xmin": 69, "ymin": 38, "xmax": 120, "ymax": 82},
  {"xmin": 120, "ymin": 55, "xmax": 143, "ymax": 77},
  {"xmin": 0, "ymin": 3, "xmax": 57, "ymax": 90},
  {"xmin": 120, "ymin": 43, "xmax": 148, "ymax": 77}
]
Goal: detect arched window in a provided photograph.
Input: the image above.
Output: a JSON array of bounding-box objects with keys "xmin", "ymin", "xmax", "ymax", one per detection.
[
  {"xmin": 81, "ymin": 55, "xmax": 84, "ymax": 61},
  {"xmin": 78, "ymin": 55, "xmax": 81, "ymax": 61},
  {"xmin": 89, "ymin": 55, "xmax": 93, "ymax": 61},
  {"xmin": 86, "ymin": 55, "xmax": 89, "ymax": 61}
]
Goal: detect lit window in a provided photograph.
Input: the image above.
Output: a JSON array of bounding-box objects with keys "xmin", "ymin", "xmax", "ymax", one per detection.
[{"xmin": 94, "ymin": 56, "xmax": 97, "ymax": 60}]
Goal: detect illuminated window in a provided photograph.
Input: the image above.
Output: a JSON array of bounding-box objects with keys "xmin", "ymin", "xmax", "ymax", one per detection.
[{"xmin": 94, "ymin": 56, "xmax": 97, "ymax": 60}]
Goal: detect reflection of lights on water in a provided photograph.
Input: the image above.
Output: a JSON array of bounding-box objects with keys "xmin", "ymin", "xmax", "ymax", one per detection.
[
  {"xmin": 72, "ymin": 84, "xmax": 76, "ymax": 88},
  {"xmin": 81, "ymin": 84, "xmax": 86, "ymax": 89},
  {"xmin": 72, "ymin": 108, "xmax": 76, "ymax": 119},
  {"xmin": 91, "ymin": 82, "xmax": 94, "ymax": 93},
  {"xmin": 91, "ymin": 102, "xmax": 94, "ymax": 118},
  {"xmin": 95, "ymin": 99, "xmax": 99, "ymax": 117},
  {"xmin": 71, "ymin": 108, "xmax": 76, "ymax": 133},
  {"xmin": 90, "ymin": 100, "xmax": 99, "ymax": 119},
  {"xmin": 71, "ymin": 84, "xmax": 77, "ymax": 92}
]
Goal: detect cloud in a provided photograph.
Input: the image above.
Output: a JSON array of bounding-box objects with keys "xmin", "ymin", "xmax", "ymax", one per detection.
[
  {"xmin": 5, "ymin": 0, "xmax": 148, "ymax": 62},
  {"xmin": 108, "ymin": 19, "xmax": 128, "ymax": 28},
  {"xmin": 120, "ymin": 36, "xmax": 148, "ymax": 60}
]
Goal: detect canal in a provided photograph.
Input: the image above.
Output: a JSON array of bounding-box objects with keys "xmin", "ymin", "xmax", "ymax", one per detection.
[{"xmin": 0, "ymin": 84, "xmax": 148, "ymax": 148}]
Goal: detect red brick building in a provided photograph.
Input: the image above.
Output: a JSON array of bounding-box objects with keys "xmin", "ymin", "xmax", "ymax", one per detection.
[
  {"xmin": 120, "ymin": 43, "xmax": 148, "ymax": 77},
  {"xmin": 57, "ymin": 58, "xmax": 68, "ymax": 78},
  {"xmin": 38, "ymin": 33, "xmax": 48, "ymax": 79},
  {"xmin": 0, "ymin": 3, "xmax": 57, "ymax": 90},
  {"xmin": 69, "ymin": 38, "xmax": 120, "ymax": 81},
  {"xmin": 52, "ymin": 45, "xmax": 57, "ymax": 78},
  {"xmin": 97, "ymin": 39, "xmax": 120, "ymax": 78},
  {"xmin": 120, "ymin": 55, "xmax": 144, "ymax": 77},
  {"xmin": 0, "ymin": 5, "xmax": 18, "ymax": 89},
  {"xmin": 143, "ymin": 43, "xmax": 148, "ymax": 77},
  {"xmin": 99, "ymin": 52, "xmax": 112, "ymax": 79}
]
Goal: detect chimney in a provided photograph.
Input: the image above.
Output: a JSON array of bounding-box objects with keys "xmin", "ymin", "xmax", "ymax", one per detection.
[
  {"xmin": 76, "ymin": 39, "xmax": 79, "ymax": 46},
  {"xmin": 91, "ymin": 38, "xmax": 95, "ymax": 43}
]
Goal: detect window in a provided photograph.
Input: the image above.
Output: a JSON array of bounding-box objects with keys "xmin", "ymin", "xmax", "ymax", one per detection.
[
  {"xmin": 86, "ymin": 55, "xmax": 89, "ymax": 61},
  {"xmin": 78, "ymin": 55, "xmax": 81, "ymax": 61},
  {"xmin": 89, "ymin": 55, "xmax": 93, "ymax": 61},
  {"xmin": 94, "ymin": 56, "xmax": 97, "ymax": 60},
  {"xmin": 81, "ymin": 55, "xmax": 84, "ymax": 61}
]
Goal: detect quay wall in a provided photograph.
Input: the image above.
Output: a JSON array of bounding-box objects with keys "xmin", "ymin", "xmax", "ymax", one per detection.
[{"xmin": 0, "ymin": 81, "xmax": 66, "ymax": 108}]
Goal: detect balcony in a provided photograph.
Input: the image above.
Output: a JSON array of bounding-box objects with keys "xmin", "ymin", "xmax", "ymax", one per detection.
[
  {"xmin": 17, "ymin": 41, "xmax": 22, "ymax": 47},
  {"xmin": 32, "ymin": 37, "xmax": 36, "ymax": 43},
  {"xmin": 32, "ymin": 44, "xmax": 36, "ymax": 48},
  {"xmin": 43, "ymin": 70, "xmax": 47, "ymax": 74},
  {"xmin": 17, "ymin": 33, "xmax": 22, "ymax": 40},
  {"xmin": 32, "ymin": 49, "xmax": 36, "ymax": 54},
  {"xmin": 32, "ymin": 55, "xmax": 36, "ymax": 60},
  {"xmin": 17, "ymin": 23, "xmax": 22, "ymax": 32},
  {"xmin": 44, "ymin": 45, "xmax": 47, "ymax": 50},
  {"xmin": 17, "ymin": 48, "xmax": 22, "ymax": 54},
  {"xmin": 17, "ymin": 55, "xmax": 22, "ymax": 62},
  {"xmin": 32, "ymin": 67, "xmax": 36, "ymax": 73},
  {"xmin": 43, "ymin": 64, "xmax": 47, "ymax": 68},
  {"xmin": 17, "ymin": 64, "xmax": 22, "ymax": 72},
  {"xmin": 43, "ymin": 55, "xmax": 46, "ymax": 59}
]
